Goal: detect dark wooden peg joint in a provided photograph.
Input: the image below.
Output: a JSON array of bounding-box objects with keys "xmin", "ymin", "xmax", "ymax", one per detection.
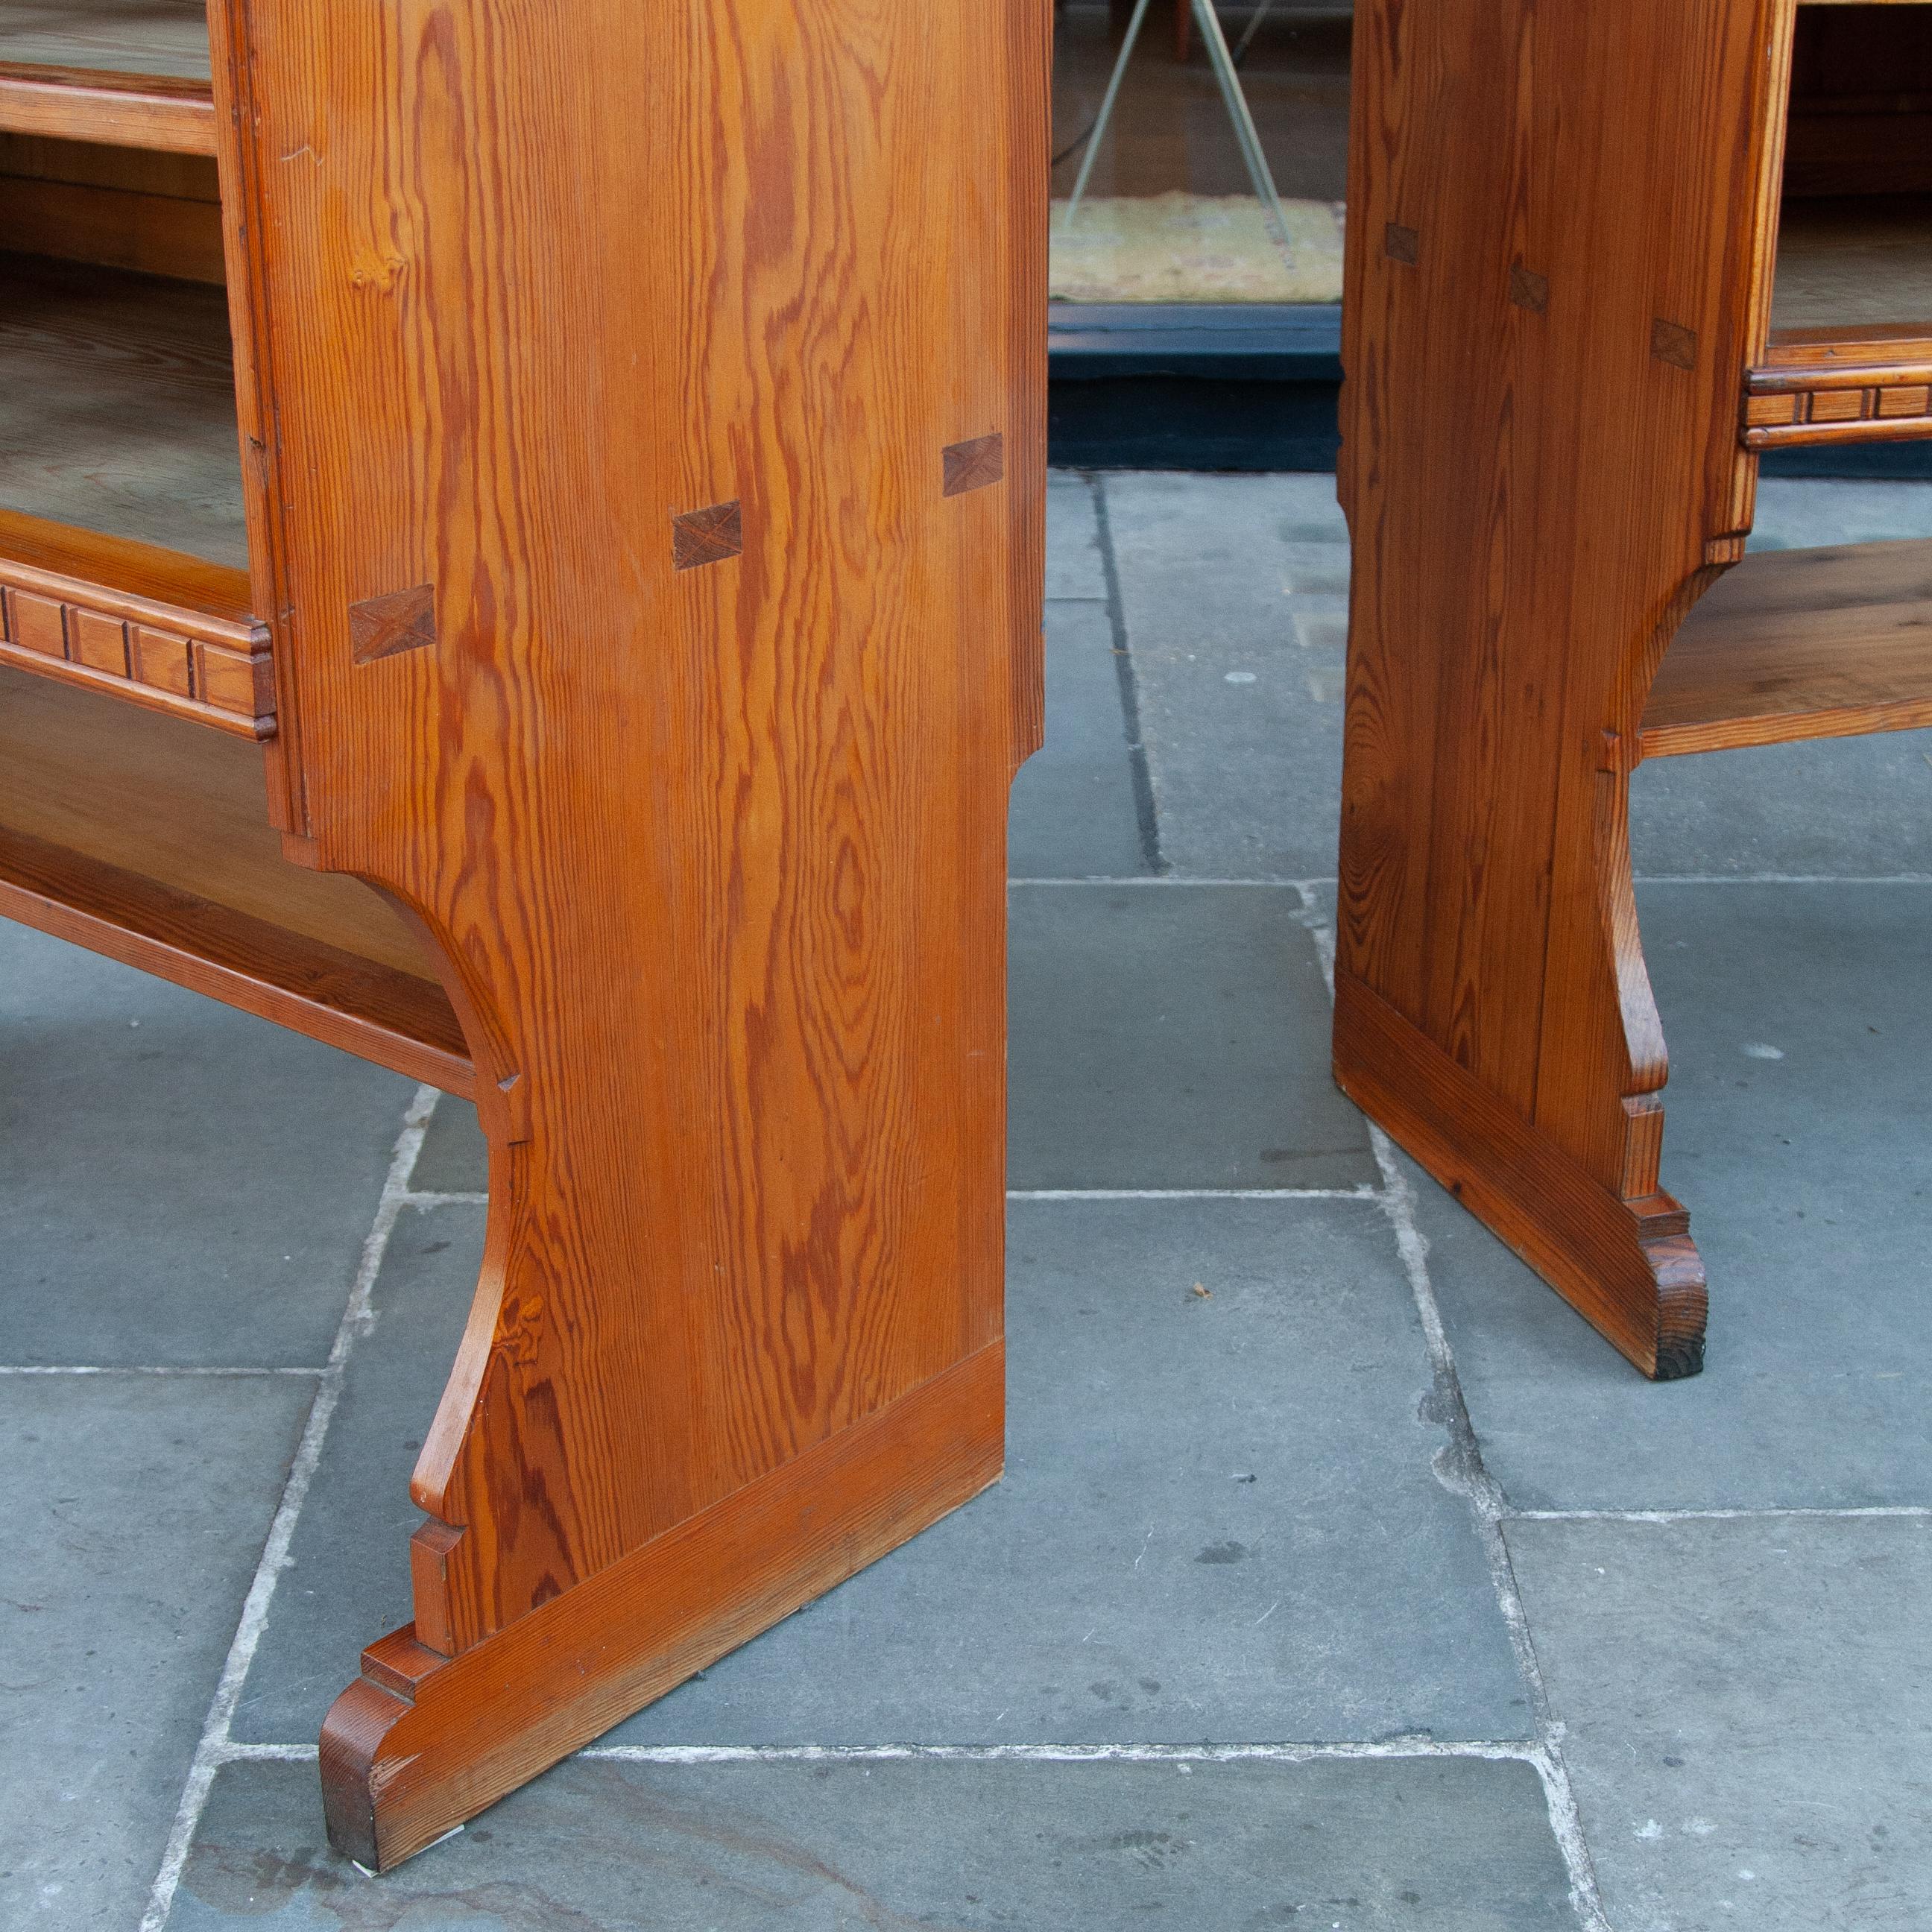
[
  {"xmin": 672, "ymin": 500, "xmax": 744, "ymax": 572},
  {"xmin": 942, "ymin": 432, "xmax": 1005, "ymax": 499},
  {"xmin": 350, "ymin": 584, "xmax": 437, "ymax": 666},
  {"xmin": 1509, "ymin": 265, "xmax": 1550, "ymax": 313}
]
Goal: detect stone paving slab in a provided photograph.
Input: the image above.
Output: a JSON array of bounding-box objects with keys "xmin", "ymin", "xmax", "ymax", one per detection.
[
  {"xmin": 173, "ymin": 1752, "xmax": 1575, "ymax": 1930},
  {"xmin": 0, "ymin": 924, "xmax": 414, "ymax": 1366},
  {"xmin": 1631, "ymin": 731, "xmax": 1932, "ymax": 883},
  {"xmin": 1102, "ymin": 471, "xmax": 1349, "ymax": 881},
  {"xmin": 1008, "ymin": 884, "xmax": 1375, "ymax": 1192},
  {"xmin": 1008, "ymin": 599, "xmax": 1148, "ymax": 880},
  {"xmin": 1415, "ymin": 883, "xmax": 1932, "ymax": 1512},
  {"xmin": 0, "ymin": 1374, "xmax": 310, "ymax": 1932},
  {"xmin": 233, "ymin": 1195, "xmax": 1527, "ymax": 1751},
  {"xmin": 1506, "ymin": 1513, "xmax": 1932, "ymax": 1932}
]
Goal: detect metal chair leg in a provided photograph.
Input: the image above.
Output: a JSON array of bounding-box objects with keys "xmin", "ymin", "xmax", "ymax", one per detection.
[
  {"xmin": 1064, "ymin": 0, "xmax": 1158, "ymax": 227},
  {"xmin": 1064, "ymin": 0, "xmax": 1294, "ymax": 266}
]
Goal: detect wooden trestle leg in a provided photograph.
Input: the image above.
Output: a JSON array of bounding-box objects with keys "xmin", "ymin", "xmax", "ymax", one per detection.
[
  {"xmin": 1332, "ymin": 0, "xmax": 1799, "ymax": 1379},
  {"xmin": 198, "ymin": 0, "xmax": 1050, "ymax": 1864}
]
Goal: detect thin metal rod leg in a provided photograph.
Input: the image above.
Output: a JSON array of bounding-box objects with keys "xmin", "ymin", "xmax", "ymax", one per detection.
[
  {"xmin": 1232, "ymin": 0, "xmax": 1278, "ymax": 66},
  {"xmin": 1193, "ymin": 0, "xmax": 1295, "ymax": 256},
  {"xmin": 1064, "ymin": 0, "xmax": 1158, "ymax": 227}
]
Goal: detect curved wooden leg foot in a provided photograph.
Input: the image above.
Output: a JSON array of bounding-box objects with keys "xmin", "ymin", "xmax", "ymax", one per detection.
[
  {"xmin": 1334, "ymin": 972, "xmax": 1708, "ymax": 1381},
  {"xmin": 321, "ymin": 1342, "xmax": 1002, "ymax": 1870}
]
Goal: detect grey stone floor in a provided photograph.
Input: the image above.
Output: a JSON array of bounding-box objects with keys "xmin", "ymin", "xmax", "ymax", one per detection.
[{"xmin": 2, "ymin": 473, "xmax": 1928, "ymax": 1931}]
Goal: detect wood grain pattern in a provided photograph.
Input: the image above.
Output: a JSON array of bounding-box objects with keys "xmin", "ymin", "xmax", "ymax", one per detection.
[
  {"xmin": 0, "ymin": 505, "xmax": 271, "ymax": 733},
  {"xmin": 1335, "ymin": 0, "xmax": 1796, "ymax": 1379},
  {"xmin": 1642, "ymin": 537, "xmax": 1932, "ymax": 755},
  {"xmin": 0, "ymin": 60, "xmax": 213, "ymax": 151},
  {"xmin": 172, "ymin": 0, "xmax": 1046, "ymax": 1861},
  {"xmin": 348, "ymin": 584, "xmax": 437, "ymax": 666}
]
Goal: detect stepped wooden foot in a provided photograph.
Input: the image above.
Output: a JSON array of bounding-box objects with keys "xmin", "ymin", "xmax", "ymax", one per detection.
[
  {"xmin": 321, "ymin": 1343, "xmax": 1002, "ymax": 1870},
  {"xmin": 1335, "ymin": 972, "xmax": 1706, "ymax": 1380}
]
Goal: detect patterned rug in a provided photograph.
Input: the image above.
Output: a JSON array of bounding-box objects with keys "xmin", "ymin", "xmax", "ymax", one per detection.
[{"xmin": 1049, "ymin": 191, "xmax": 1346, "ymax": 305}]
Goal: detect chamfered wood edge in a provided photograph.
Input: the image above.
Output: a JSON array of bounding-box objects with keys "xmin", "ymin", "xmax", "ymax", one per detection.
[
  {"xmin": 0, "ymin": 826, "xmax": 474, "ymax": 1099},
  {"xmin": 0, "ymin": 61, "xmax": 217, "ymax": 156},
  {"xmin": 321, "ymin": 1339, "xmax": 1006, "ymax": 1869},
  {"xmin": 1333, "ymin": 970, "xmax": 1707, "ymax": 1381}
]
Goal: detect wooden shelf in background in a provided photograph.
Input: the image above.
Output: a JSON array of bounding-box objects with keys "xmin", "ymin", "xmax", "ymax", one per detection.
[
  {"xmin": 0, "ymin": 60, "xmax": 213, "ymax": 152},
  {"xmin": 1772, "ymin": 197, "xmax": 1932, "ymax": 335},
  {"xmin": 1642, "ymin": 538, "xmax": 1932, "ymax": 758},
  {"xmin": 0, "ymin": 505, "xmax": 272, "ymax": 735},
  {"xmin": 0, "ymin": 827, "xmax": 475, "ymax": 1095},
  {"xmin": 0, "ymin": 666, "xmax": 471, "ymax": 1092}
]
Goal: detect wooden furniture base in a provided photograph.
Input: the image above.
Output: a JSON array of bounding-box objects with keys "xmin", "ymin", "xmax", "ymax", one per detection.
[
  {"xmin": 1335, "ymin": 975, "xmax": 1707, "ymax": 1381},
  {"xmin": 1336, "ymin": 0, "xmax": 1931, "ymax": 1380},
  {"xmin": 323, "ymin": 1342, "xmax": 1003, "ymax": 1868}
]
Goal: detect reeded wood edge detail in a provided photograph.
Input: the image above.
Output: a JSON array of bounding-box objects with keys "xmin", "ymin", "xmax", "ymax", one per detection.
[
  {"xmin": 671, "ymin": 500, "xmax": 744, "ymax": 571},
  {"xmin": 350, "ymin": 584, "xmax": 438, "ymax": 666},
  {"xmin": 1741, "ymin": 359, "xmax": 1932, "ymax": 448},
  {"xmin": 941, "ymin": 432, "xmax": 1006, "ymax": 498},
  {"xmin": 1333, "ymin": 971, "xmax": 1707, "ymax": 1381},
  {"xmin": 0, "ymin": 577, "xmax": 274, "ymax": 739},
  {"xmin": 321, "ymin": 1341, "xmax": 1005, "ymax": 1868}
]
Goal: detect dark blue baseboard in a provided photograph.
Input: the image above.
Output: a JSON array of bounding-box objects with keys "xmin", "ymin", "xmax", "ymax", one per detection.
[{"xmin": 1046, "ymin": 303, "xmax": 1932, "ymax": 479}]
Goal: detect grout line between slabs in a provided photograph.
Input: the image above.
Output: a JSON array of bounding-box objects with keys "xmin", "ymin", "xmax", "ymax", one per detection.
[
  {"xmin": 1008, "ymin": 1186, "xmax": 1381, "ymax": 1202},
  {"xmin": 197, "ymin": 1738, "xmax": 1565, "ymax": 1768},
  {"xmin": 1086, "ymin": 471, "xmax": 1167, "ymax": 877},
  {"xmin": 1300, "ymin": 891, "xmax": 1611, "ymax": 1932},
  {"xmin": 140, "ymin": 1082, "xmax": 442, "ymax": 1932},
  {"xmin": 0, "ymin": 1364, "xmax": 323, "ymax": 1377},
  {"xmin": 394, "ymin": 1187, "xmax": 1391, "ymax": 1210},
  {"xmin": 1512, "ymin": 1506, "xmax": 1932, "ymax": 1524},
  {"xmin": 1005, "ymin": 874, "xmax": 1932, "ymax": 888}
]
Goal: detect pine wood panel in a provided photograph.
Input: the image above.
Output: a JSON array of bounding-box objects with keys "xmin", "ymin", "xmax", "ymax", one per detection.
[
  {"xmin": 0, "ymin": 250, "xmax": 244, "ymax": 562},
  {"xmin": 1642, "ymin": 537, "xmax": 1932, "ymax": 754},
  {"xmin": 194, "ymin": 0, "xmax": 1049, "ymax": 1858},
  {"xmin": 1336, "ymin": 0, "xmax": 1793, "ymax": 1379}
]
